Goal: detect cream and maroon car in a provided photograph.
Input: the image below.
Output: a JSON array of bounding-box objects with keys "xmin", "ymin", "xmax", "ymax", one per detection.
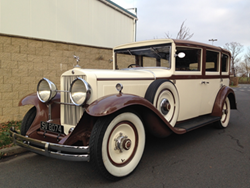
[{"xmin": 10, "ymin": 39, "xmax": 237, "ymax": 180}]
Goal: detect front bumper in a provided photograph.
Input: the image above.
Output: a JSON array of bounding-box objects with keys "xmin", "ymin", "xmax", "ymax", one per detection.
[{"xmin": 9, "ymin": 128, "xmax": 90, "ymax": 162}]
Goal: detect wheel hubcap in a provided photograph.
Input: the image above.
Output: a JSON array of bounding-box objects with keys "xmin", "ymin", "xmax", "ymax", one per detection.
[
  {"xmin": 160, "ymin": 98, "xmax": 171, "ymax": 115},
  {"xmin": 222, "ymin": 109, "xmax": 228, "ymax": 115},
  {"xmin": 114, "ymin": 133, "xmax": 132, "ymax": 153}
]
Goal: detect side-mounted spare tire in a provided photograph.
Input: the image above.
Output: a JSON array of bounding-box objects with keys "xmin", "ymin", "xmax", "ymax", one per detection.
[{"xmin": 144, "ymin": 79, "xmax": 180, "ymax": 127}]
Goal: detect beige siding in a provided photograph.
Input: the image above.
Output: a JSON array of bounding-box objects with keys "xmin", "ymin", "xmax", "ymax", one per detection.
[{"xmin": 0, "ymin": 0, "xmax": 136, "ymax": 48}]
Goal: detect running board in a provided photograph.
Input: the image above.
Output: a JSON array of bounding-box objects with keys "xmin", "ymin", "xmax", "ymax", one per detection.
[{"xmin": 175, "ymin": 115, "xmax": 221, "ymax": 132}]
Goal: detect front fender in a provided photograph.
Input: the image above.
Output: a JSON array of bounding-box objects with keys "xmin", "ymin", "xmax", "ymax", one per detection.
[
  {"xmin": 19, "ymin": 93, "xmax": 60, "ymax": 136},
  {"xmin": 86, "ymin": 93, "xmax": 186, "ymax": 137},
  {"xmin": 86, "ymin": 93, "xmax": 151, "ymax": 117},
  {"xmin": 211, "ymin": 86, "xmax": 237, "ymax": 117}
]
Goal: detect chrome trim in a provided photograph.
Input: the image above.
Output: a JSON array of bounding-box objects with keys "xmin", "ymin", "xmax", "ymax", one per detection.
[
  {"xmin": 10, "ymin": 128, "xmax": 90, "ymax": 162},
  {"xmin": 69, "ymin": 77, "xmax": 92, "ymax": 106},
  {"xmin": 116, "ymin": 83, "xmax": 123, "ymax": 93},
  {"xmin": 62, "ymin": 76, "xmax": 85, "ymax": 125},
  {"xmin": 160, "ymin": 98, "xmax": 170, "ymax": 115},
  {"xmin": 56, "ymin": 90, "xmax": 70, "ymax": 93},
  {"xmin": 54, "ymin": 101, "xmax": 77, "ymax": 106},
  {"xmin": 37, "ymin": 78, "xmax": 57, "ymax": 103}
]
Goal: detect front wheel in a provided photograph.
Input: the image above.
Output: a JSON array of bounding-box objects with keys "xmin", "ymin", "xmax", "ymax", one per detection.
[
  {"xmin": 21, "ymin": 106, "xmax": 36, "ymax": 135},
  {"xmin": 89, "ymin": 111, "xmax": 145, "ymax": 180}
]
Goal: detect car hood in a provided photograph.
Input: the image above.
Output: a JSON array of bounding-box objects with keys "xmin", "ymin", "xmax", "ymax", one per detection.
[{"xmin": 62, "ymin": 67, "xmax": 172, "ymax": 80}]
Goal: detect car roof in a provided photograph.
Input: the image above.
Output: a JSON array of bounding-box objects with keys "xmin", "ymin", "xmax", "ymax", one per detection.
[{"xmin": 114, "ymin": 39, "xmax": 231, "ymax": 56}]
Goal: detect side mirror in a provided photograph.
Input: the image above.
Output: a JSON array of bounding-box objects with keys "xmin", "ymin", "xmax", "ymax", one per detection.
[{"xmin": 175, "ymin": 52, "xmax": 185, "ymax": 58}]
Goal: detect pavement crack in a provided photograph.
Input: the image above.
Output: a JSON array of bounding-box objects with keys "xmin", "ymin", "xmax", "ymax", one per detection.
[
  {"xmin": 227, "ymin": 134, "xmax": 244, "ymax": 149},
  {"xmin": 231, "ymin": 148, "xmax": 244, "ymax": 154}
]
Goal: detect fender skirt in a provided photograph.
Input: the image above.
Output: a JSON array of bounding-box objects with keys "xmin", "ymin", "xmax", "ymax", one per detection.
[
  {"xmin": 19, "ymin": 93, "xmax": 61, "ymax": 136},
  {"xmin": 86, "ymin": 93, "xmax": 186, "ymax": 137},
  {"xmin": 211, "ymin": 86, "xmax": 237, "ymax": 117}
]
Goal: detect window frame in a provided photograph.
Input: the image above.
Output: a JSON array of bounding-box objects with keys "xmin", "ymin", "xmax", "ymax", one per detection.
[
  {"xmin": 174, "ymin": 46, "xmax": 203, "ymax": 75},
  {"xmin": 221, "ymin": 53, "xmax": 230, "ymax": 75},
  {"xmin": 205, "ymin": 49, "xmax": 220, "ymax": 76},
  {"xmin": 114, "ymin": 43, "xmax": 172, "ymax": 70}
]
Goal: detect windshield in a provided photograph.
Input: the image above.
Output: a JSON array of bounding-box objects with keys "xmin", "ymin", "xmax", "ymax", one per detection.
[{"xmin": 114, "ymin": 44, "xmax": 171, "ymax": 69}]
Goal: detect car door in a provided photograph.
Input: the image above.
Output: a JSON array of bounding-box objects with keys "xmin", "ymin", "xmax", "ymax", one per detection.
[
  {"xmin": 200, "ymin": 50, "xmax": 221, "ymax": 115},
  {"xmin": 174, "ymin": 46, "xmax": 203, "ymax": 121}
]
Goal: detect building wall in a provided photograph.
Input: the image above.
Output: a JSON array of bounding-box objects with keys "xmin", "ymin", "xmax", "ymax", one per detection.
[
  {"xmin": 0, "ymin": 34, "xmax": 113, "ymax": 123},
  {"xmin": 0, "ymin": 0, "xmax": 136, "ymax": 48}
]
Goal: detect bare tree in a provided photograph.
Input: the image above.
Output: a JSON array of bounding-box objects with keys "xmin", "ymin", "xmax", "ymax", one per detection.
[
  {"xmin": 224, "ymin": 42, "xmax": 244, "ymax": 77},
  {"xmin": 245, "ymin": 47, "xmax": 250, "ymax": 60},
  {"xmin": 234, "ymin": 64, "xmax": 241, "ymax": 77},
  {"xmin": 165, "ymin": 21, "xmax": 194, "ymax": 40},
  {"xmin": 238, "ymin": 60, "xmax": 249, "ymax": 77}
]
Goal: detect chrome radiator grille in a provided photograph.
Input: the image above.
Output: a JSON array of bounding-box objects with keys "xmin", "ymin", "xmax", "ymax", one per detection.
[{"xmin": 61, "ymin": 75, "xmax": 85, "ymax": 125}]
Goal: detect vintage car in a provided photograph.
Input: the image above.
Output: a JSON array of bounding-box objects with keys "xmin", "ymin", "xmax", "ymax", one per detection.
[{"xmin": 10, "ymin": 39, "xmax": 236, "ymax": 180}]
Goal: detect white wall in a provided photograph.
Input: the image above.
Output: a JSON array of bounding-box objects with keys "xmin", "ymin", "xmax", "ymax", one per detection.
[{"xmin": 0, "ymin": 0, "xmax": 136, "ymax": 48}]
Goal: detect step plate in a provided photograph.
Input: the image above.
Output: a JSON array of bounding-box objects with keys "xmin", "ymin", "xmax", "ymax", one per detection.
[{"xmin": 175, "ymin": 115, "xmax": 221, "ymax": 132}]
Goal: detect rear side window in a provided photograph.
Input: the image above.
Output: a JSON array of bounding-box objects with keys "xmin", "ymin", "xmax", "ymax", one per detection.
[
  {"xmin": 206, "ymin": 50, "xmax": 219, "ymax": 72},
  {"xmin": 175, "ymin": 47, "xmax": 201, "ymax": 71}
]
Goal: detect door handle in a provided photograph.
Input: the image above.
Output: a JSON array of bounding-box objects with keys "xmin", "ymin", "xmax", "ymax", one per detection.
[{"xmin": 201, "ymin": 81, "xmax": 209, "ymax": 84}]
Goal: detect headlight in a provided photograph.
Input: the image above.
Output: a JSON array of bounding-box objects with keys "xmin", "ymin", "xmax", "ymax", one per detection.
[
  {"xmin": 37, "ymin": 78, "xmax": 57, "ymax": 103},
  {"xmin": 70, "ymin": 77, "xmax": 91, "ymax": 106}
]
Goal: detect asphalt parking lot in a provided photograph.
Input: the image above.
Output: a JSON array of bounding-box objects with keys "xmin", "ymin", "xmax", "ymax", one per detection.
[{"xmin": 0, "ymin": 84, "xmax": 249, "ymax": 188}]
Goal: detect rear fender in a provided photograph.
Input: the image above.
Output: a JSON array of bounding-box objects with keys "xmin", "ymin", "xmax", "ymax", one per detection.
[
  {"xmin": 86, "ymin": 93, "xmax": 186, "ymax": 137},
  {"xmin": 211, "ymin": 86, "xmax": 237, "ymax": 117},
  {"xmin": 19, "ymin": 93, "xmax": 60, "ymax": 135}
]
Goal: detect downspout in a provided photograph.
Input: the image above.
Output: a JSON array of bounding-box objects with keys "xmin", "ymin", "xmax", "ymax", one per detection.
[{"xmin": 134, "ymin": 8, "xmax": 137, "ymax": 42}]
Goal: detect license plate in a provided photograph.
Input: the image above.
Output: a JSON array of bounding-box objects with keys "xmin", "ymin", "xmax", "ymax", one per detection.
[{"xmin": 40, "ymin": 121, "xmax": 64, "ymax": 134}]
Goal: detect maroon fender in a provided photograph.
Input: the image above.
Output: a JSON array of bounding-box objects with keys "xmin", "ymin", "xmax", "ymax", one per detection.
[
  {"xmin": 211, "ymin": 86, "xmax": 237, "ymax": 117},
  {"xmin": 86, "ymin": 93, "xmax": 150, "ymax": 117},
  {"xmin": 86, "ymin": 93, "xmax": 186, "ymax": 137},
  {"xmin": 19, "ymin": 93, "xmax": 61, "ymax": 136}
]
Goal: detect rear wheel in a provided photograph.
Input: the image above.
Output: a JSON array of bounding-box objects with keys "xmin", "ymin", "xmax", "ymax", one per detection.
[
  {"xmin": 215, "ymin": 97, "xmax": 231, "ymax": 128},
  {"xmin": 21, "ymin": 106, "xmax": 36, "ymax": 135},
  {"xmin": 89, "ymin": 111, "xmax": 145, "ymax": 180}
]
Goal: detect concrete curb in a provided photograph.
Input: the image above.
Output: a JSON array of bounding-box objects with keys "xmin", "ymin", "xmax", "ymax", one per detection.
[{"xmin": 0, "ymin": 146, "xmax": 27, "ymax": 158}]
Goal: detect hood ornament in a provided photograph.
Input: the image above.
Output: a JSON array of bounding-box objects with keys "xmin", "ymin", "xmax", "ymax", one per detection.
[{"xmin": 73, "ymin": 55, "xmax": 81, "ymax": 68}]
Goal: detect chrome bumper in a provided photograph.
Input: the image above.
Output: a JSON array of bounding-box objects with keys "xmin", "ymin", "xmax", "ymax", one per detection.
[{"xmin": 9, "ymin": 128, "xmax": 90, "ymax": 162}]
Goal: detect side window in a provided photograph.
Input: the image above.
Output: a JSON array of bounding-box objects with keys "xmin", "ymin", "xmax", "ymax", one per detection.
[
  {"xmin": 206, "ymin": 50, "xmax": 219, "ymax": 72},
  {"xmin": 221, "ymin": 54, "xmax": 229, "ymax": 72},
  {"xmin": 176, "ymin": 47, "xmax": 201, "ymax": 71}
]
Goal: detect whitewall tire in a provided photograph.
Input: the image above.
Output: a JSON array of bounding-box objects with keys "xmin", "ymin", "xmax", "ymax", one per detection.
[
  {"xmin": 145, "ymin": 79, "xmax": 180, "ymax": 127},
  {"xmin": 89, "ymin": 111, "xmax": 145, "ymax": 180},
  {"xmin": 215, "ymin": 97, "xmax": 231, "ymax": 128}
]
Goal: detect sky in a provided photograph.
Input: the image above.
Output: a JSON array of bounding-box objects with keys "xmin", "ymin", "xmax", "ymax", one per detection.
[{"xmin": 111, "ymin": 0, "xmax": 250, "ymax": 55}]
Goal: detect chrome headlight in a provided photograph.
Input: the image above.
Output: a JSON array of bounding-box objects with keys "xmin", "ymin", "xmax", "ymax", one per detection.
[
  {"xmin": 37, "ymin": 78, "xmax": 57, "ymax": 103},
  {"xmin": 70, "ymin": 77, "xmax": 91, "ymax": 106}
]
